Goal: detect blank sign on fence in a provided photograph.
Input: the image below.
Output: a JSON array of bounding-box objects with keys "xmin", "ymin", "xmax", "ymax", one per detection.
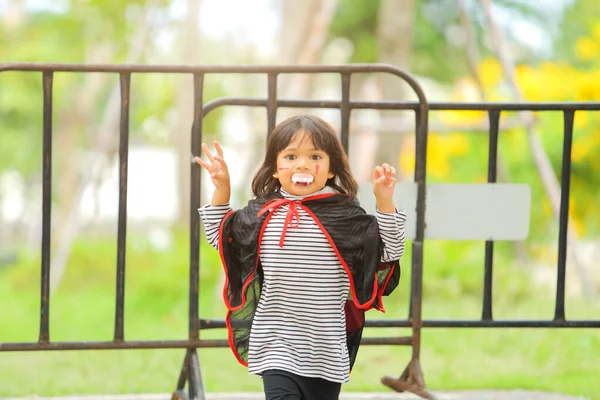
[{"xmin": 358, "ymin": 182, "xmax": 531, "ymax": 241}]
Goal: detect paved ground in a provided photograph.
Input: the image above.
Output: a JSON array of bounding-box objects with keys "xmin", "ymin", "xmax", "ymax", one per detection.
[{"xmin": 3, "ymin": 392, "xmax": 591, "ymax": 400}]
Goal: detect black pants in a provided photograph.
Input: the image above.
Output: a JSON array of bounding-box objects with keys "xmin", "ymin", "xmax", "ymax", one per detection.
[{"xmin": 262, "ymin": 369, "xmax": 342, "ymax": 400}]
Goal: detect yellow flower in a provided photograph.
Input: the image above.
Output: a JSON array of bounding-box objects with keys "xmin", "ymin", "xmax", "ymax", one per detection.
[
  {"xmin": 440, "ymin": 110, "xmax": 487, "ymax": 127},
  {"xmin": 592, "ymin": 24, "xmax": 600, "ymax": 42},
  {"xmin": 571, "ymin": 141, "xmax": 589, "ymax": 163},
  {"xmin": 477, "ymin": 58, "xmax": 504, "ymax": 87},
  {"xmin": 399, "ymin": 136, "xmax": 416, "ymax": 176},
  {"xmin": 579, "ymin": 70, "xmax": 600, "ymax": 100},
  {"xmin": 427, "ymin": 135, "xmax": 451, "ymax": 178},
  {"xmin": 574, "ymin": 111, "xmax": 590, "ymax": 128},
  {"xmin": 569, "ymin": 197, "xmax": 586, "ymax": 237},
  {"xmin": 515, "ymin": 64, "xmax": 544, "ymax": 101},
  {"xmin": 542, "ymin": 198, "xmax": 552, "ymax": 216},
  {"xmin": 575, "ymin": 37, "xmax": 598, "ymax": 61},
  {"xmin": 571, "ymin": 218, "xmax": 586, "ymax": 237}
]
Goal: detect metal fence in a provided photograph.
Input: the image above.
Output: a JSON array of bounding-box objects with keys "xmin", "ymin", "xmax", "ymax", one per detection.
[{"xmin": 0, "ymin": 63, "xmax": 599, "ymax": 400}]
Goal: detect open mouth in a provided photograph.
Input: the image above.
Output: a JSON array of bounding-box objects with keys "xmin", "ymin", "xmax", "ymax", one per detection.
[{"xmin": 291, "ymin": 173, "xmax": 314, "ymax": 186}]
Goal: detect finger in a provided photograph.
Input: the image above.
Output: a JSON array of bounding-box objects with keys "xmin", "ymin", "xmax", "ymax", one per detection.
[
  {"xmin": 374, "ymin": 175, "xmax": 387, "ymax": 185},
  {"xmin": 202, "ymin": 143, "xmax": 215, "ymax": 162},
  {"xmin": 214, "ymin": 155, "xmax": 226, "ymax": 164},
  {"xmin": 195, "ymin": 156, "xmax": 210, "ymax": 169},
  {"xmin": 373, "ymin": 165, "xmax": 384, "ymax": 179},
  {"xmin": 214, "ymin": 155, "xmax": 229, "ymax": 170},
  {"xmin": 214, "ymin": 141, "xmax": 224, "ymax": 158},
  {"xmin": 387, "ymin": 177, "xmax": 397, "ymax": 188}
]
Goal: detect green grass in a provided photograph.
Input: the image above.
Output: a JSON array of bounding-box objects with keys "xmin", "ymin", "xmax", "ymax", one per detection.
[{"xmin": 0, "ymin": 233, "xmax": 598, "ymax": 399}]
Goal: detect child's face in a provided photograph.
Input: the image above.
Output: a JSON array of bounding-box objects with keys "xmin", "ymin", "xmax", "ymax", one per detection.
[{"xmin": 273, "ymin": 132, "xmax": 334, "ymax": 196}]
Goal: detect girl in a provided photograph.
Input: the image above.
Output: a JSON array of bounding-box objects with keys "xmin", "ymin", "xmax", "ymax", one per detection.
[{"xmin": 197, "ymin": 115, "xmax": 406, "ymax": 400}]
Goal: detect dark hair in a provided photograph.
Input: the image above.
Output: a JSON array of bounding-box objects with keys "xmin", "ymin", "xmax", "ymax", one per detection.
[{"xmin": 252, "ymin": 115, "xmax": 358, "ymax": 202}]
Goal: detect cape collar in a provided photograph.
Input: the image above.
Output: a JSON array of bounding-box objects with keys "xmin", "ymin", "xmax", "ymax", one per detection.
[{"xmin": 256, "ymin": 186, "xmax": 339, "ymax": 248}]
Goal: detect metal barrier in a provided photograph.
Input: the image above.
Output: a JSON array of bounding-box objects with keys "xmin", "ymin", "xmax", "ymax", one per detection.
[{"xmin": 0, "ymin": 63, "xmax": 599, "ymax": 400}]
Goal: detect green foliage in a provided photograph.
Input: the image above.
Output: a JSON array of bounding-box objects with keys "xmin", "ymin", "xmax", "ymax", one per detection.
[
  {"xmin": 553, "ymin": 0, "xmax": 600, "ymax": 64},
  {"xmin": 412, "ymin": 1, "xmax": 469, "ymax": 82},
  {"xmin": 329, "ymin": 0, "xmax": 380, "ymax": 63},
  {"xmin": 0, "ymin": 0, "xmax": 227, "ymax": 179}
]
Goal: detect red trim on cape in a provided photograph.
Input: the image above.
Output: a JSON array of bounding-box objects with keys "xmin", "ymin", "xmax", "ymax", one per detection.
[
  {"xmin": 298, "ymin": 203, "xmax": 378, "ymax": 310},
  {"xmin": 220, "ymin": 207, "xmax": 275, "ymax": 366}
]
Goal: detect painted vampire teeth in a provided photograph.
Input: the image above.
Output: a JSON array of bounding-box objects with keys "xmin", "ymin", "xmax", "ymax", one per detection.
[{"xmin": 291, "ymin": 173, "xmax": 314, "ymax": 186}]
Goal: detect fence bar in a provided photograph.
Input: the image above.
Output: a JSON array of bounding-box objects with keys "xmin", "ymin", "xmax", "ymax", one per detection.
[
  {"xmin": 200, "ymin": 98, "xmax": 600, "ymax": 118},
  {"xmin": 0, "ymin": 62, "xmax": 418, "ymax": 74},
  {"xmin": 199, "ymin": 318, "xmax": 600, "ymax": 329},
  {"xmin": 189, "ymin": 73, "xmax": 204, "ymax": 340},
  {"xmin": 340, "ymin": 73, "xmax": 351, "ymax": 153},
  {"xmin": 367, "ymin": 319, "xmax": 600, "ymax": 328},
  {"xmin": 361, "ymin": 337, "xmax": 413, "ymax": 345},
  {"xmin": 0, "ymin": 340, "xmax": 230, "ymax": 352},
  {"xmin": 410, "ymin": 104, "xmax": 428, "ymax": 359},
  {"xmin": 266, "ymin": 73, "xmax": 278, "ymax": 137},
  {"xmin": 424, "ymin": 320, "xmax": 600, "ymax": 328},
  {"xmin": 555, "ymin": 110, "xmax": 575, "ymax": 321},
  {"xmin": 114, "ymin": 72, "xmax": 131, "ymax": 342},
  {"xmin": 39, "ymin": 71, "xmax": 53, "ymax": 344},
  {"xmin": 482, "ymin": 110, "xmax": 500, "ymax": 320}
]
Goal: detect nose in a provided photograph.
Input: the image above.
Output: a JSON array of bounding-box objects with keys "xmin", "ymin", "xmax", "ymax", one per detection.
[{"xmin": 295, "ymin": 157, "xmax": 309, "ymax": 170}]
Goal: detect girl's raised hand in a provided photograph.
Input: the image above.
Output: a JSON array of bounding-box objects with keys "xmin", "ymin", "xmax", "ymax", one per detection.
[
  {"xmin": 195, "ymin": 141, "xmax": 230, "ymax": 188},
  {"xmin": 373, "ymin": 163, "xmax": 396, "ymax": 201}
]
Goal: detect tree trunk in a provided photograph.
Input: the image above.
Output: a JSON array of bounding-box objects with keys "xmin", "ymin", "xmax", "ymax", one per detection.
[
  {"xmin": 375, "ymin": 0, "xmax": 417, "ymax": 178},
  {"xmin": 279, "ymin": 0, "xmax": 338, "ymax": 106},
  {"xmin": 175, "ymin": 0, "xmax": 203, "ymax": 225}
]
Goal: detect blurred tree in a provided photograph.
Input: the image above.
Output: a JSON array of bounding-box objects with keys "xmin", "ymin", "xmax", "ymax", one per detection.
[
  {"xmin": 0, "ymin": 0, "xmax": 231, "ymax": 288},
  {"xmin": 280, "ymin": 0, "xmax": 338, "ymax": 99},
  {"xmin": 174, "ymin": 0, "xmax": 202, "ymax": 226},
  {"xmin": 374, "ymin": 0, "xmax": 417, "ymax": 174},
  {"xmin": 549, "ymin": 0, "xmax": 599, "ymax": 65},
  {"xmin": 49, "ymin": 0, "xmax": 166, "ymax": 289}
]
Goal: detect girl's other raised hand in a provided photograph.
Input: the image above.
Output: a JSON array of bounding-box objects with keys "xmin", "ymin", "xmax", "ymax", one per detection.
[
  {"xmin": 373, "ymin": 163, "xmax": 396, "ymax": 202},
  {"xmin": 195, "ymin": 141, "xmax": 230, "ymax": 189}
]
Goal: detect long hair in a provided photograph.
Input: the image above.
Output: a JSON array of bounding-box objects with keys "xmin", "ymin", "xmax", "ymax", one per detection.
[{"xmin": 251, "ymin": 115, "xmax": 358, "ymax": 202}]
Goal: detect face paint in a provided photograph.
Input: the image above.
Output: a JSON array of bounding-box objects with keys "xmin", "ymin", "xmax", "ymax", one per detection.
[
  {"xmin": 315, "ymin": 164, "xmax": 320, "ymax": 175},
  {"xmin": 278, "ymin": 167, "xmax": 289, "ymax": 171}
]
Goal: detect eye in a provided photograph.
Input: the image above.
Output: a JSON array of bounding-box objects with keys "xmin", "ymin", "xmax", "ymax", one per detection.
[
  {"xmin": 284, "ymin": 154, "xmax": 296, "ymax": 160},
  {"xmin": 311, "ymin": 154, "xmax": 322, "ymax": 160}
]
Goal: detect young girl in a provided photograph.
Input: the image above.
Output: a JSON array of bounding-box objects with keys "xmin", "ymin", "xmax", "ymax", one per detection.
[{"xmin": 197, "ymin": 115, "xmax": 406, "ymax": 400}]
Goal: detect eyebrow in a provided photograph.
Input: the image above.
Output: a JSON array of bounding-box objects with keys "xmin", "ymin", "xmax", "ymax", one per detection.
[{"xmin": 282, "ymin": 147, "xmax": 322, "ymax": 151}]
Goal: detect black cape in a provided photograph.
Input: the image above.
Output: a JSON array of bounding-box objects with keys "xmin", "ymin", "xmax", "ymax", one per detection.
[{"xmin": 217, "ymin": 192, "xmax": 401, "ymax": 370}]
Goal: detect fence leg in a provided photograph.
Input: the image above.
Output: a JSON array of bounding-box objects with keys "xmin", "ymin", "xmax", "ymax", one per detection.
[
  {"xmin": 382, "ymin": 357, "xmax": 438, "ymax": 400},
  {"xmin": 172, "ymin": 349, "xmax": 205, "ymax": 400},
  {"xmin": 172, "ymin": 350, "xmax": 191, "ymax": 400},
  {"xmin": 188, "ymin": 349, "xmax": 206, "ymax": 400}
]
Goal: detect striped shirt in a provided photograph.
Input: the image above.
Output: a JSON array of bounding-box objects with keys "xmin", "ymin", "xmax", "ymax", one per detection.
[{"xmin": 199, "ymin": 187, "xmax": 406, "ymax": 383}]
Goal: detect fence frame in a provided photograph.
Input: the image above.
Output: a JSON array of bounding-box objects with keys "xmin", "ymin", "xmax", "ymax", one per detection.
[{"xmin": 1, "ymin": 63, "xmax": 599, "ymax": 400}]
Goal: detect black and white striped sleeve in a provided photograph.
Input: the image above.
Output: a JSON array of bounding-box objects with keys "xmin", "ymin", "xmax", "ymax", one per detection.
[
  {"xmin": 376, "ymin": 210, "xmax": 406, "ymax": 262},
  {"xmin": 198, "ymin": 203, "xmax": 232, "ymax": 250}
]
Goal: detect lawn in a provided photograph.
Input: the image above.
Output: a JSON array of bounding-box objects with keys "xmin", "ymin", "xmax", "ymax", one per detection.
[{"xmin": 0, "ymin": 234, "xmax": 598, "ymax": 399}]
